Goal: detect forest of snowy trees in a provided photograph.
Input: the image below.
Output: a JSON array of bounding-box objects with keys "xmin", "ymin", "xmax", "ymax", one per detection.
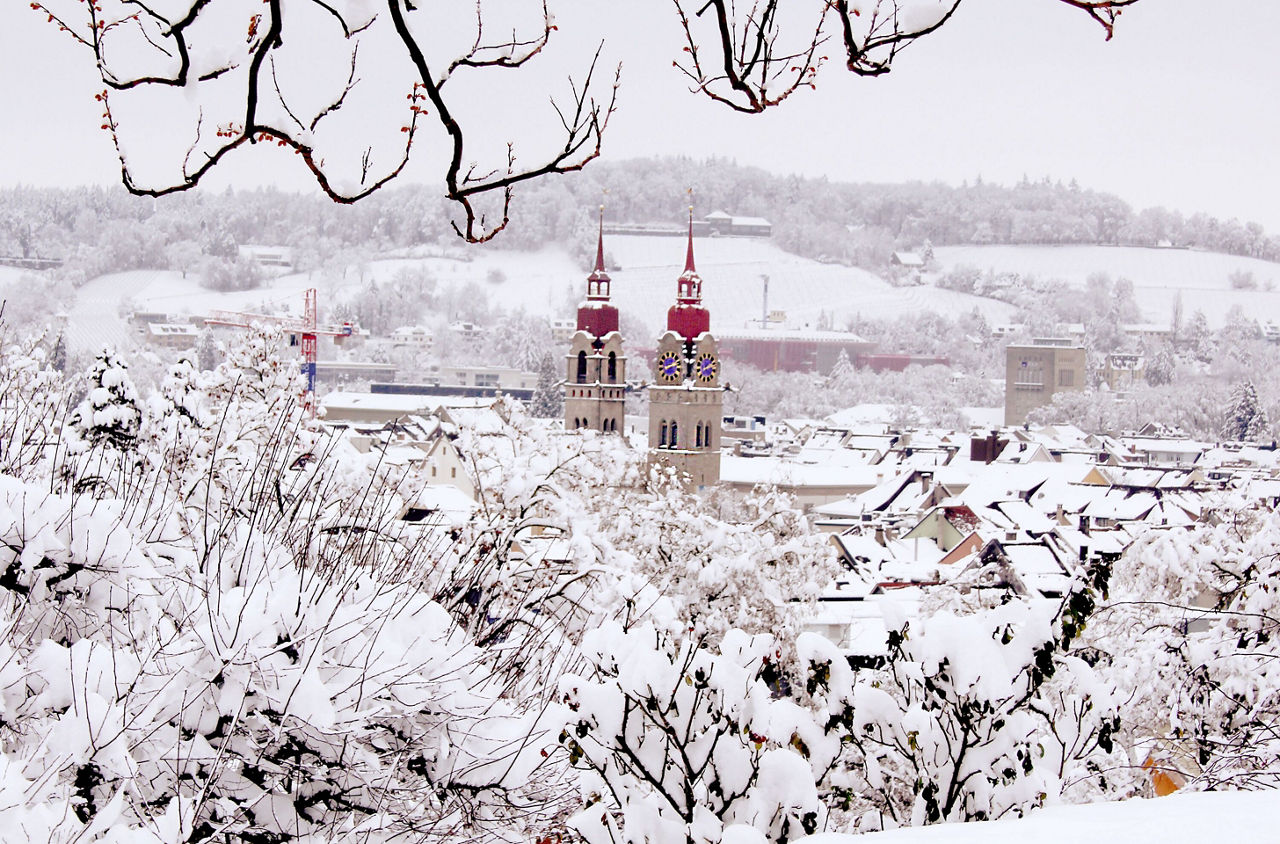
[{"xmin": 5, "ymin": 160, "xmax": 1280, "ymax": 281}]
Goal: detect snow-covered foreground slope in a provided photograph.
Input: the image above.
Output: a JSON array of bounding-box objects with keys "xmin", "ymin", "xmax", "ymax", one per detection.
[
  {"xmin": 796, "ymin": 790, "xmax": 1279, "ymax": 844},
  {"xmin": 935, "ymin": 244, "xmax": 1280, "ymax": 327}
]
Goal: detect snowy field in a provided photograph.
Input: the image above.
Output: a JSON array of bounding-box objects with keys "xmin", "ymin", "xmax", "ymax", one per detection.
[
  {"xmin": 45, "ymin": 240, "xmax": 1280, "ymax": 354},
  {"xmin": 363, "ymin": 236, "xmax": 1020, "ymax": 337},
  {"xmin": 934, "ymin": 244, "xmax": 1280, "ymax": 327},
  {"xmin": 54, "ymin": 238, "xmax": 1021, "ymax": 353},
  {"xmin": 599, "ymin": 236, "xmax": 1015, "ymax": 336},
  {"xmin": 798, "ymin": 789, "xmax": 1279, "ymax": 844}
]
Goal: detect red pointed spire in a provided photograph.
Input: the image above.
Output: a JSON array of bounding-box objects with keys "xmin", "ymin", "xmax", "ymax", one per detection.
[
  {"xmin": 683, "ymin": 206, "xmax": 697, "ymax": 274},
  {"xmin": 577, "ymin": 203, "xmax": 618, "ymax": 337},
  {"xmin": 594, "ymin": 204, "xmax": 607, "ymax": 274},
  {"xmin": 668, "ymin": 203, "xmax": 710, "ymax": 339},
  {"xmin": 676, "ymin": 204, "xmax": 702, "ymax": 306},
  {"xmin": 586, "ymin": 204, "xmax": 611, "ymax": 301}
]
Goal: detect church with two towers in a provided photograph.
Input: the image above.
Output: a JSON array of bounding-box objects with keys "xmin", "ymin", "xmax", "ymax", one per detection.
[{"xmin": 564, "ymin": 209, "xmax": 723, "ymax": 488}]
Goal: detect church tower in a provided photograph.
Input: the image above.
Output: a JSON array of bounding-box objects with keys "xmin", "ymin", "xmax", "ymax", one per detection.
[
  {"xmin": 565, "ymin": 208, "xmax": 626, "ymax": 434},
  {"xmin": 648, "ymin": 211, "xmax": 723, "ymax": 487}
]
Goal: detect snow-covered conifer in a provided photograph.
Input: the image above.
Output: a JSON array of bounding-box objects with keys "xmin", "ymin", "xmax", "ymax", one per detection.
[
  {"xmin": 195, "ymin": 326, "xmax": 220, "ymax": 371},
  {"xmin": 68, "ymin": 347, "xmax": 142, "ymax": 451},
  {"xmin": 529, "ymin": 350, "xmax": 564, "ymax": 419},
  {"xmin": 1221, "ymin": 379, "xmax": 1269, "ymax": 441},
  {"xmin": 51, "ymin": 332, "xmax": 66, "ymax": 372},
  {"xmin": 828, "ymin": 348, "xmax": 854, "ymax": 384}
]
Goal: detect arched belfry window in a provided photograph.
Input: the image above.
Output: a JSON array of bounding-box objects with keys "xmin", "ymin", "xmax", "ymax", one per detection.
[
  {"xmin": 576, "ymin": 350, "xmax": 587, "ymax": 383},
  {"xmin": 695, "ymin": 422, "xmax": 703, "ymax": 448},
  {"xmin": 670, "ymin": 421, "xmax": 678, "ymax": 448},
  {"xmin": 607, "ymin": 351, "xmax": 617, "ymax": 383},
  {"xmin": 660, "ymin": 421, "xmax": 668, "ymax": 447}
]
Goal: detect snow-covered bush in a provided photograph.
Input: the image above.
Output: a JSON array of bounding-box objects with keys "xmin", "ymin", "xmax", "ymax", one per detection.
[
  {"xmin": 560, "ymin": 622, "xmax": 826, "ymax": 844},
  {"xmin": 1096, "ymin": 498, "xmax": 1280, "ymax": 790},
  {"xmin": 597, "ymin": 472, "xmax": 838, "ymax": 652},
  {"xmin": 802, "ymin": 562, "xmax": 1122, "ymax": 831},
  {"xmin": 0, "ymin": 329, "xmax": 575, "ymax": 841}
]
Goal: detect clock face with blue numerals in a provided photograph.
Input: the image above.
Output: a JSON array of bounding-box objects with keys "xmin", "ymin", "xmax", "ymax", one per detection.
[
  {"xmin": 658, "ymin": 351, "xmax": 681, "ymax": 381},
  {"xmin": 695, "ymin": 353, "xmax": 718, "ymax": 383}
]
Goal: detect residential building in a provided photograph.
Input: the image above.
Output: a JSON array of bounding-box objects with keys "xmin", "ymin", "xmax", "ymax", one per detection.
[
  {"xmin": 1004, "ymin": 339, "xmax": 1087, "ymax": 427},
  {"xmin": 147, "ymin": 323, "xmax": 200, "ymax": 349},
  {"xmin": 549, "ymin": 318, "xmax": 577, "ymax": 344},
  {"xmin": 315, "ymin": 361, "xmax": 398, "ymax": 384},
  {"xmin": 371, "ymin": 364, "xmax": 537, "ymax": 401},
  {"xmin": 1103, "ymin": 353, "xmax": 1146, "ymax": 392},
  {"xmin": 391, "ymin": 325, "xmax": 433, "ymax": 350},
  {"xmin": 704, "ymin": 210, "xmax": 772, "ymax": 237}
]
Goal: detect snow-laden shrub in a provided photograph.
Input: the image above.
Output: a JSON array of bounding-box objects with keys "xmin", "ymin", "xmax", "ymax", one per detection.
[
  {"xmin": 1098, "ymin": 497, "xmax": 1280, "ymax": 790},
  {"xmin": 0, "ymin": 330, "xmax": 573, "ymax": 842},
  {"xmin": 801, "ymin": 561, "xmax": 1123, "ymax": 832},
  {"xmin": 559, "ymin": 621, "xmax": 825, "ymax": 844}
]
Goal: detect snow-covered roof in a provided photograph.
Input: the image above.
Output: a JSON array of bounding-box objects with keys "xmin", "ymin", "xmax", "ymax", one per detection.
[
  {"xmin": 404, "ymin": 485, "xmax": 476, "ymax": 528},
  {"xmin": 719, "ymin": 455, "xmax": 883, "ymax": 490},
  {"xmin": 443, "ymin": 407, "xmax": 507, "ymax": 435},
  {"xmin": 1001, "ymin": 543, "xmax": 1071, "ymax": 595},
  {"xmin": 717, "ymin": 326, "xmax": 870, "ymax": 344},
  {"xmin": 1084, "ymin": 489, "xmax": 1158, "ymax": 521},
  {"xmin": 992, "ymin": 500, "xmax": 1057, "ymax": 535}
]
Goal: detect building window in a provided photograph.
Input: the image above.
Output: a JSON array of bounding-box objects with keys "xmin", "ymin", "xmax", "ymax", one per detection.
[
  {"xmin": 695, "ymin": 422, "xmax": 703, "ymax": 448},
  {"xmin": 475, "ymin": 373, "xmax": 499, "ymax": 387},
  {"xmin": 450, "ymin": 467, "xmax": 456, "ymax": 478},
  {"xmin": 577, "ymin": 351, "xmax": 587, "ymax": 383},
  {"xmin": 670, "ymin": 421, "xmax": 678, "ymax": 448},
  {"xmin": 607, "ymin": 351, "xmax": 617, "ymax": 383},
  {"xmin": 1014, "ymin": 358, "xmax": 1045, "ymax": 389},
  {"xmin": 1058, "ymin": 369, "xmax": 1075, "ymax": 387},
  {"xmin": 602, "ymin": 419, "xmax": 608, "ymax": 432},
  {"xmin": 660, "ymin": 421, "xmax": 668, "ymax": 447}
]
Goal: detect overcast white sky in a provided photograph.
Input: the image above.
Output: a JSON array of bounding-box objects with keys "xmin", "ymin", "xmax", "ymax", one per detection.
[{"xmin": 5, "ymin": 0, "xmax": 1280, "ymax": 232}]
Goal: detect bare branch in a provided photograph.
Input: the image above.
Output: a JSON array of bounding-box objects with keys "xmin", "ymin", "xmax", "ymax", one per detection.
[{"xmin": 672, "ymin": 0, "xmax": 830, "ymax": 113}]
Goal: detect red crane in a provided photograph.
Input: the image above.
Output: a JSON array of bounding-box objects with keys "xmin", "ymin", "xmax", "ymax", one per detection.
[{"xmin": 205, "ymin": 288, "xmax": 353, "ymax": 416}]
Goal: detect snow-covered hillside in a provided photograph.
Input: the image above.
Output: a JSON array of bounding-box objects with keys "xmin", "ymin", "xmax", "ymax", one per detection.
[
  {"xmin": 934, "ymin": 244, "xmax": 1280, "ymax": 327},
  {"xmin": 58, "ymin": 238, "xmax": 1019, "ymax": 354},
  {"xmin": 596, "ymin": 236, "xmax": 1014, "ymax": 336},
  {"xmin": 295, "ymin": 236, "xmax": 1020, "ymax": 336},
  {"xmin": 45, "ymin": 240, "xmax": 1280, "ymax": 354}
]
